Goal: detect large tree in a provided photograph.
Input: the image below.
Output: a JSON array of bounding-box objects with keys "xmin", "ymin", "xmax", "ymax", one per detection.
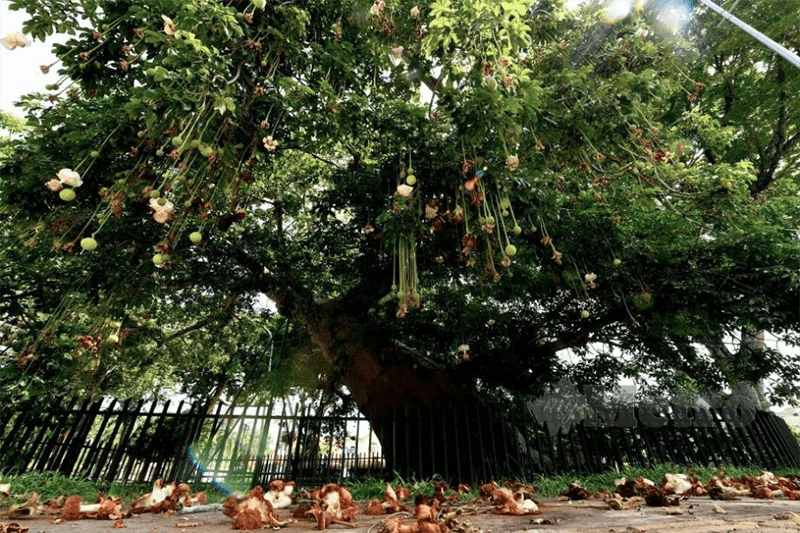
[{"xmin": 2, "ymin": 0, "xmax": 800, "ymax": 468}]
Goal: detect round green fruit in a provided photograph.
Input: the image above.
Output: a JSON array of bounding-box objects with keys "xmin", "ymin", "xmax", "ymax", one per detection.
[
  {"xmin": 581, "ymin": 309, "xmax": 590, "ymax": 319},
  {"xmin": 152, "ymin": 254, "xmax": 163, "ymax": 265},
  {"xmin": 199, "ymin": 145, "xmax": 213, "ymax": 157},
  {"xmin": 190, "ymin": 139, "xmax": 201, "ymax": 148},
  {"xmin": 632, "ymin": 292, "xmax": 654, "ymax": 311},
  {"xmin": 157, "ymin": 197, "xmax": 167, "ymax": 206},
  {"xmin": 137, "ymin": 130, "xmax": 146, "ymax": 139},
  {"xmin": 505, "ymin": 244, "xmax": 517, "ymax": 257},
  {"xmin": 90, "ymin": 150, "xmax": 100, "ymax": 158},
  {"xmin": 149, "ymin": 189, "xmax": 161, "ymax": 199},
  {"xmin": 107, "ymin": 334, "xmax": 119, "ymax": 344},
  {"xmin": 486, "ymin": 78, "xmax": 497, "ymax": 90},
  {"xmin": 613, "ymin": 258, "xmax": 622, "ymax": 266},
  {"xmin": 512, "ymin": 225, "xmax": 522, "ymax": 236},
  {"xmin": 80, "ymin": 237, "xmax": 98, "ymax": 251},
  {"xmin": 171, "ymin": 136, "xmax": 183, "ymax": 147},
  {"xmin": 189, "ymin": 231, "xmax": 202, "ymax": 244},
  {"xmin": 406, "ymin": 174, "xmax": 417, "ymax": 185},
  {"xmin": 156, "ymin": 149, "xmax": 165, "ymax": 157},
  {"xmin": 59, "ymin": 189, "xmax": 76, "ymax": 201}
]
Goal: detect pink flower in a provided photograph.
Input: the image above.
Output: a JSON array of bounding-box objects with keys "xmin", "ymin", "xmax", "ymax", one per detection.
[
  {"xmin": 424, "ymin": 203, "xmax": 438, "ymax": 219},
  {"xmin": 262, "ymin": 136, "xmax": 278, "ymax": 150},
  {"xmin": 1, "ymin": 31, "xmax": 29, "ymax": 50},
  {"xmin": 499, "ymin": 57, "xmax": 511, "ymax": 69},
  {"xmin": 46, "ymin": 179, "xmax": 63, "ymax": 192},
  {"xmin": 503, "ymin": 76, "xmax": 514, "ymax": 88},
  {"xmin": 370, "ymin": 0, "xmax": 386, "ymax": 16},
  {"xmin": 392, "ymin": 46, "xmax": 404, "ymax": 57},
  {"xmin": 411, "ymin": 6, "xmax": 420, "ymax": 18},
  {"xmin": 149, "ymin": 198, "xmax": 174, "ymax": 223},
  {"xmin": 505, "ymin": 155, "xmax": 519, "ymax": 171},
  {"xmin": 162, "ymin": 15, "xmax": 180, "ymax": 37}
]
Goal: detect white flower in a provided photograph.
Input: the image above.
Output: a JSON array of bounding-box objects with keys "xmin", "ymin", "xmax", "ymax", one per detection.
[
  {"xmin": 584, "ymin": 272, "xmax": 597, "ymax": 283},
  {"xmin": 411, "ymin": 6, "xmax": 420, "ymax": 18},
  {"xmin": 149, "ymin": 197, "xmax": 174, "ymax": 212},
  {"xmin": 396, "ymin": 184, "xmax": 414, "ymax": 197},
  {"xmin": 457, "ymin": 344, "xmax": 469, "ymax": 352},
  {"xmin": 635, "ymin": 28, "xmax": 649, "ymax": 38},
  {"xmin": 57, "ymin": 168, "xmax": 83, "ymax": 187},
  {"xmin": 46, "ymin": 179, "xmax": 63, "ymax": 192},
  {"xmin": 1, "ymin": 31, "xmax": 30, "ymax": 50}
]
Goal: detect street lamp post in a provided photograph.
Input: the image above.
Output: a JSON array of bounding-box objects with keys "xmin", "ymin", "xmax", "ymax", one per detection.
[{"xmin": 696, "ymin": 0, "xmax": 800, "ymax": 70}]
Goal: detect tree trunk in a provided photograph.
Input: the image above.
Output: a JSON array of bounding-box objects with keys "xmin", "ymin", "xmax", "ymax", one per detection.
[{"xmin": 291, "ymin": 303, "xmax": 532, "ymax": 482}]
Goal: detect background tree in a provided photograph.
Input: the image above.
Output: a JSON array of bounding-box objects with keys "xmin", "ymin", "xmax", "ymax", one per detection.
[{"xmin": 1, "ymin": 0, "xmax": 800, "ymax": 471}]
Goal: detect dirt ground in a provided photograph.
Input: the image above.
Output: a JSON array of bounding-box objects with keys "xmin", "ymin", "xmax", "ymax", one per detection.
[{"xmin": 3, "ymin": 498, "xmax": 800, "ymax": 533}]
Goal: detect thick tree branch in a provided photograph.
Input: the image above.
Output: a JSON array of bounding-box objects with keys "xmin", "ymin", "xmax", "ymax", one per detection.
[{"xmin": 754, "ymin": 59, "xmax": 788, "ymax": 195}]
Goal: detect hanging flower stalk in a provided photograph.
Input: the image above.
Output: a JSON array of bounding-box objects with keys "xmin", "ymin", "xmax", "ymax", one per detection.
[
  {"xmin": 379, "ymin": 157, "xmax": 422, "ymax": 316},
  {"xmin": 396, "ymin": 233, "xmax": 419, "ymax": 317}
]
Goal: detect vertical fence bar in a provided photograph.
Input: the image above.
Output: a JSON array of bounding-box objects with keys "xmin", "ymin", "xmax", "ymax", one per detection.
[
  {"xmin": 416, "ymin": 406, "xmax": 423, "ymax": 481},
  {"xmin": 252, "ymin": 397, "xmax": 275, "ymax": 487},
  {"xmin": 89, "ymin": 399, "xmax": 124, "ymax": 479},
  {"xmin": 105, "ymin": 400, "xmax": 141, "ymax": 482},
  {"xmin": 441, "ymin": 404, "xmax": 450, "ymax": 482}
]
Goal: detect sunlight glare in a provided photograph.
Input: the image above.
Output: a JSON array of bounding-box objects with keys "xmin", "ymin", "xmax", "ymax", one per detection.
[
  {"xmin": 603, "ymin": 0, "xmax": 632, "ymax": 24},
  {"xmin": 565, "ymin": 0, "xmax": 588, "ymax": 9},
  {"xmin": 655, "ymin": 0, "xmax": 695, "ymax": 34}
]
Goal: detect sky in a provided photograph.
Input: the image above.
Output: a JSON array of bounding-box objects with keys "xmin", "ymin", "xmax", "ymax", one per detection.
[{"xmin": 0, "ymin": 1, "xmax": 62, "ymax": 114}]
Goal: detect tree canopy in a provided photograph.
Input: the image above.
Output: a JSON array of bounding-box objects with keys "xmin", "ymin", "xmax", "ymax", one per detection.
[{"xmin": 1, "ymin": 0, "xmax": 800, "ymax": 412}]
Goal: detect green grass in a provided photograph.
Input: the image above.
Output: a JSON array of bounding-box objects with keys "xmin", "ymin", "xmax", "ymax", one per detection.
[
  {"xmin": 0, "ymin": 471, "xmax": 229, "ymax": 508},
  {"xmin": 528, "ymin": 464, "xmax": 800, "ymax": 497},
  {"xmin": 2, "ymin": 465, "xmax": 799, "ymax": 510},
  {"xmin": 340, "ymin": 474, "xmax": 480, "ymax": 501}
]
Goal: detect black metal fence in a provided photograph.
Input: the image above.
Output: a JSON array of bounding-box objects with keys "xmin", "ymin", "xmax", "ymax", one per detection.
[{"xmin": 0, "ymin": 395, "xmax": 798, "ymax": 487}]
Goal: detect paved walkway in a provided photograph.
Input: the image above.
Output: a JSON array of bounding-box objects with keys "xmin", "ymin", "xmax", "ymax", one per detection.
[{"xmin": 3, "ymin": 497, "xmax": 800, "ymax": 533}]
